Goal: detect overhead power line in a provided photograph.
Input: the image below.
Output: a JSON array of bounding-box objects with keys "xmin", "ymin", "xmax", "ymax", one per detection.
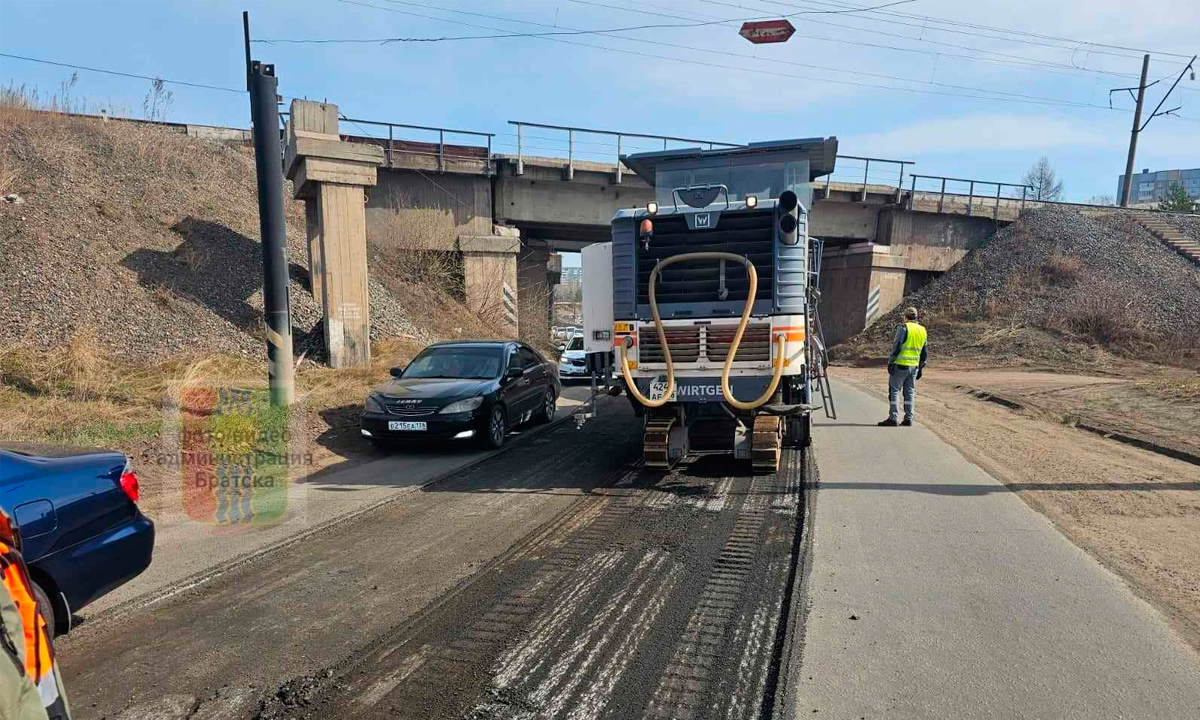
[
  {"xmin": 568, "ymin": 0, "xmax": 1165, "ymax": 83},
  {"xmin": 332, "ymin": 0, "xmax": 1175, "ymax": 113},
  {"xmin": 752, "ymin": 0, "xmax": 1198, "ymax": 60},
  {"xmin": 0, "ymin": 53, "xmax": 245, "ymax": 94},
  {"xmin": 255, "ymin": 0, "xmax": 914, "ymax": 44}
]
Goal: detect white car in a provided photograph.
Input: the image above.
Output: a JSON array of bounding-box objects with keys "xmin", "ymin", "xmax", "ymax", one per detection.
[{"xmin": 557, "ymin": 335, "xmax": 590, "ymax": 379}]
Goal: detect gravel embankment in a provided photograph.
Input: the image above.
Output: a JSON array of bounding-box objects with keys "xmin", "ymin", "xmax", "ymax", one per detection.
[
  {"xmin": 840, "ymin": 206, "xmax": 1200, "ymax": 364},
  {"xmin": 0, "ymin": 114, "xmax": 446, "ymax": 362}
]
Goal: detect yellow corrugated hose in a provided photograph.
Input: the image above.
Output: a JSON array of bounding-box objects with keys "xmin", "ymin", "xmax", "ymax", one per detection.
[{"xmin": 620, "ymin": 251, "xmax": 786, "ymax": 410}]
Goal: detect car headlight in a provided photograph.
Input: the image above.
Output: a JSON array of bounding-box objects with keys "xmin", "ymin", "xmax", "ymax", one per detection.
[
  {"xmin": 364, "ymin": 394, "xmax": 385, "ymax": 413},
  {"xmin": 439, "ymin": 396, "xmax": 485, "ymax": 414}
]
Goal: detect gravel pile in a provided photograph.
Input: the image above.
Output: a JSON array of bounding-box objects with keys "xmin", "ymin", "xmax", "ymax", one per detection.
[
  {"xmin": 842, "ymin": 206, "xmax": 1200, "ymax": 363},
  {"xmin": 0, "ymin": 114, "xmax": 433, "ymax": 363}
]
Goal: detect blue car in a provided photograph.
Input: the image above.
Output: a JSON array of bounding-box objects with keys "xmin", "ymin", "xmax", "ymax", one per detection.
[{"xmin": 0, "ymin": 443, "xmax": 155, "ymax": 637}]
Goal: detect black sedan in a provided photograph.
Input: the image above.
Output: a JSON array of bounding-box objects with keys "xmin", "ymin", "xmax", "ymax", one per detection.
[{"xmin": 361, "ymin": 341, "xmax": 561, "ymax": 449}]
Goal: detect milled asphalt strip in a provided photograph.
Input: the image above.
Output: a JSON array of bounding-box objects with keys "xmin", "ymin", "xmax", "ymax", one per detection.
[
  {"xmin": 73, "ymin": 398, "xmax": 600, "ymax": 634},
  {"xmin": 765, "ymin": 447, "xmax": 818, "ymax": 720}
]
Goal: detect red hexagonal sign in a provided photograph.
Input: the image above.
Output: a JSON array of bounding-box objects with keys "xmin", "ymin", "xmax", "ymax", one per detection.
[{"xmin": 739, "ymin": 19, "xmax": 796, "ymax": 44}]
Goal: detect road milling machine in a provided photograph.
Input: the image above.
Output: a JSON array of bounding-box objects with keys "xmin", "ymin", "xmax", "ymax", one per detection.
[{"xmin": 581, "ymin": 138, "xmax": 837, "ymax": 473}]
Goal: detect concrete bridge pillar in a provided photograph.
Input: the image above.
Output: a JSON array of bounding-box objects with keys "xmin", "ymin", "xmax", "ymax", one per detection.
[
  {"xmin": 517, "ymin": 243, "xmax": 562, "ymax": 344},
  {"xmin": 285, "ymin": 100, "xmax": 384, "ymax": 368},
  {"xmin": 459, "ymin": 230, "xmax": 520, "ymax": 332}
]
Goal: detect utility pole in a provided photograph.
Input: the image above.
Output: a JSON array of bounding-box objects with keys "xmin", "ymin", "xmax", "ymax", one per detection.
[
  {"xmin": 1115, "ymin": 53, "xmax": 1198, "ymax": 207},
  {"xmin": 1119, "ymin": 54, "xmax": 1150, "ymax": 208},
  {"xmin": 244, "ymin": 12, "xmax": 295, "ymax": 406}
]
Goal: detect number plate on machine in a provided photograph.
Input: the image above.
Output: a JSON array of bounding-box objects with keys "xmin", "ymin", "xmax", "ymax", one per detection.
[{"xmin": 388, "ymin": 421, "xmax": 427, "ymax": 431}]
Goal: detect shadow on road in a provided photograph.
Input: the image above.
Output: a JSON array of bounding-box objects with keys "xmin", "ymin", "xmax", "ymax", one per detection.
[{"xmin": 819, "ymin": 481, "xmax": 1200, "ymax": 495}]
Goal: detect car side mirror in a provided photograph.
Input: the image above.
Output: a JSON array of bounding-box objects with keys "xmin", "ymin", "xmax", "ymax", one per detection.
[
  {"xmin": 389, "ymin": 367, "xmax": 403, "ymax": 378},
  {"xmin": 506, "ymin": 366, "xmax": 523, "ymax": 378}
]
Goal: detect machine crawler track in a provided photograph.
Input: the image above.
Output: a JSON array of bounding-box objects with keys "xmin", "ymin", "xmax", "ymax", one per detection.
[
  {"xmin": 644, "ymin": 414, "xmax": 678, "ymax": 469},
  {"xmin": 751, "ymin": 414, "xmax": 782, "ymax": 473}
]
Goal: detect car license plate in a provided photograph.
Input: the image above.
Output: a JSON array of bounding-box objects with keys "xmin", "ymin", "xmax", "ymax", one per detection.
[{"xmin": 388, "ymin": 421, "xmax": 427, "ymax": 431}]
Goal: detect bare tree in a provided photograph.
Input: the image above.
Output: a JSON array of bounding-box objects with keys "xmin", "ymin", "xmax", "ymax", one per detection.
[{"xmin": 1022, "ymin": 156, "xmax": 1064, "ymax": 201}]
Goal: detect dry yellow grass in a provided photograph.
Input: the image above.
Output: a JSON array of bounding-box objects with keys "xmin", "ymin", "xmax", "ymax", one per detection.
[{"xmin": 0, "ymin": 329, "xmax": 426, "ymax": 449}]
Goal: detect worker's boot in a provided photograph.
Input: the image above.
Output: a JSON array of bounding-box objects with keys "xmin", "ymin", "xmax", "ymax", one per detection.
[
  {"xmin": 901, "ymin": 418, "xmax": 913, "ymax": 426},
  {"xmin": 877, "ymin": 418, "xmax": 899, "ymax": 426}
]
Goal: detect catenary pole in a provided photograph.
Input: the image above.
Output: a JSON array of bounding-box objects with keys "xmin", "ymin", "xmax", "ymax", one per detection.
[
  {"xmin": 1119, "ymin": 54, "xmax": 1150, "ymax": 208},
  {"xmin": 245, "ymin": 12, "xmax": 294, "ymax": 406}
]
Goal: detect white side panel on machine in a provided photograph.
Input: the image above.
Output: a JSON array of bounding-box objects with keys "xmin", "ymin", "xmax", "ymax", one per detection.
[{"xmin": 582, "ymin": 242, "xmax": 614, "ymax": 354}]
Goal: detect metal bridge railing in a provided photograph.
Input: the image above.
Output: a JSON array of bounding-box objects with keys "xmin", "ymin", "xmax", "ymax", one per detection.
[
  {"xmin": 343, "ymin": 117, "xmax": 495, "ymax": 174},
  {"xmin": 909, "ymin": 174, "xmax": 1033, "ymax": 219},
  {"xmin": 285, "ymin": 112, "xmax": 497, "ymax": 174},
  {"xmin": 822, "ymin": 155, "xmax": 915, "ymax": 201},
  {"xmin": 507, "ymin": 121, "xmax": 739, "ymax": 183}
]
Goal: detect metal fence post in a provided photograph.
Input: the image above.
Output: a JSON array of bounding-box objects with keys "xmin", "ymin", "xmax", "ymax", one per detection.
[
  {"xmin": 938, "ymin": 178, "xmax": 946, "ymax": 213},
  {"xmin": 567, "ymin": 129, "xmax": 575, "ymax": 181},
  {"xmin": 861, "ymin": 159, "xmax": 870, "ymax": 202},
  {"xmin": 825, "ymin": 171, "xmax": 832, "ymax": 199},
  {"xmin": 993, "ymin": 183, "xmax": 1001, "ymax": 219},
  {"xmin": 966, "ymin": 180, "xmax": 974, "ymax": 216},
  {"xmin": 486, "ymin": 135, "xmax": 493, "ymax": 176},
  {"xmin": 438, "ymin": 129, "xmax": 445, "ymax": 172},
  {"xmin": 387, "ymin": 124, "xmax": 394, "ymax": 168},
  {"xmin": 516, "ymin": 123, "xmax": 524, "ymax": 176},
  {"xmin": 615, "ymin": 134, "xmax": 622, "ymax": 184},
  {"xmin": 898, "ymin": 162, "xmax": 906, "ymax": 193},
  {"xmin": 1020, "ymin": 186, "xmax": 1026, "ymax": 210}
]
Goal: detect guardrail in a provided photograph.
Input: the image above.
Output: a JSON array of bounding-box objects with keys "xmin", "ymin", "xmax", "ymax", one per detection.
[
  {"xmin": 507, "ymin": 121, "xmax": 739, "ymax": 183},
  {"xmin": 285, "ymin": 112, "xmax": 496, "ymax": 174},
  {"xmin": 908, "ymin": 174, "xmax": 1033, "ymax": 219},
  {"xmin": 340, "ymin": 117, "xmax": 495, "ymax": 174},
  {"xmin": 822, "ymin": 155, "xmax": 915, "ymax": 201}
]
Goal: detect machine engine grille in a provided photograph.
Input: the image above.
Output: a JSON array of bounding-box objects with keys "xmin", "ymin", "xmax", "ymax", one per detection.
[
  {"xmin": 637, "ymin": 323, "xmax": 772, "ymax": 365},
  {"xmin": 636, "ymin": 210, "xmax": 775, "ymax": 306},
  {"xmin": 638, "ymin": 326, "xmax": 701, "ymax": 364}
]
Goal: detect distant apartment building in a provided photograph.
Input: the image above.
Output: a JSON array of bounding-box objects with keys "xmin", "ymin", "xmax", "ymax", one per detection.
[
  {"xmin": 561, "ymin": 266, "xmax": 583, "ymax": 282},
  {"xmin": 1118, "ymin": 167, "xmax": 1200, "ymax": 205}
]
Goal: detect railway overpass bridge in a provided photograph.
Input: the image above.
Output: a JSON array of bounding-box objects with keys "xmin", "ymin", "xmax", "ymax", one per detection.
[{"xmin": 349, "ymin": 118, "xmax": 1037, "ymax": 344}]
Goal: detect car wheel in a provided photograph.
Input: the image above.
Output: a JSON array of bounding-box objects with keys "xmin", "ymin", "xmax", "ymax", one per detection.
[
  {"xmin": 481, "ymin": 405, "xmax": 506, "ymax": 449},
  {"xmin": 534, "ymin": 389, "xmax": 556, "ymax": 424},
  {"xmin": 30, "ymin": 579, "xmax": 57, "ymax": 639}
]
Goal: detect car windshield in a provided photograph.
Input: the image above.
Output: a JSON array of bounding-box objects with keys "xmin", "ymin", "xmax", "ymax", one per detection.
[
  {"xmin": 566, "ymin": 336, "xmax": 583, "ymax": 351},
  {"xmin": 402, "ymin": 346, "xmax": 504, "ymax": 380}
]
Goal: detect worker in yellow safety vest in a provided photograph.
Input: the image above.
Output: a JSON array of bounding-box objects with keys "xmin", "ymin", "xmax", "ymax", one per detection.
[
  {"xmin": 1, "ymin": 507, "xmax": 71, "ymax": 720},
  {"xmin": 878, "ymin": 306, "xmax": 928, "ymax": 427}
]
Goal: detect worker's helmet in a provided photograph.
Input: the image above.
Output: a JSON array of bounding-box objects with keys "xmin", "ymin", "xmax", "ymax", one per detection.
[{"xmin": 904, "ymin": 307, "xmax": 919, "ymax": 320}]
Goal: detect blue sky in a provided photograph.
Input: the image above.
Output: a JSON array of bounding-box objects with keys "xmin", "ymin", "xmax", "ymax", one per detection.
[{"xmin": 2, "ymin": 0, "xmax": 1198, "ymax": 207}]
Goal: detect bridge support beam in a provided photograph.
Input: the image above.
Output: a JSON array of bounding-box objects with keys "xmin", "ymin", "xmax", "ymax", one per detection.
[
  {"xmin": 459, "ymin": 231, "xmax": 521, "ymax": 333},
  {"xmin": 516, "ymin": 243, "xmax": 562, "ymax": 344},
  {"xmin": 285, "ymin": 100, "xmax": 384, "ymax": 368}
]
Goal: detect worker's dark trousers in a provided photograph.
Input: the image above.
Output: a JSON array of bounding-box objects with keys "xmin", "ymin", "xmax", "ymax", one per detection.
[{"xmin": 887, "ymin": 365, "xmax": 919, "ymax": 423}]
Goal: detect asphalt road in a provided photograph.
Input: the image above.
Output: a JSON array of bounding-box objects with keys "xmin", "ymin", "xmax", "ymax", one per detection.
[
  {"xmin": 84, "ymin": 384, "xmax": 596, "ymax": 617},
  {"xmin": 796, "ymin": 379, "xmax": 1200, "ymax": 719},
  {"xmin": 59, "ymin": 397, "xmax": 810, "ymax": 720}
]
